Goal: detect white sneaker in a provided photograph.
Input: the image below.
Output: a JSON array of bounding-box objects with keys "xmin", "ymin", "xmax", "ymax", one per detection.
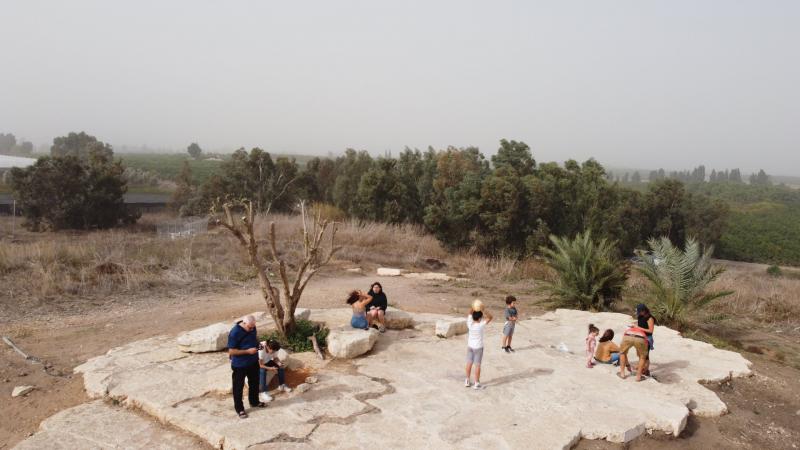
[
  {"xmin": 259, "ymin": 392, "xmax": 273, "ymax": 403},
  {"xmin": 464, "ymin": 378, "xmax": 471, "ymax": 387},
  {"xmin": 279, "ymin": 384, "xmax": 292, "ymax": 393},
  {"xmin": 472, "ymin": 382, "xmax": 482, "ymax": 390}
]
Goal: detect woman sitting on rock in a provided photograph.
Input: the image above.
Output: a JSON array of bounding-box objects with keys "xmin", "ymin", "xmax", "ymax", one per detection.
[
  {"xmin": 365, "ymin": 282, "xmax": 388, "ymax": 333},
  {"xmin": 346, "ymin": 290, "xmax": 374, "ymax": 330},
  {"xmin": 594, "ymin": 329, "xmax": 621, "ymax": 365}
]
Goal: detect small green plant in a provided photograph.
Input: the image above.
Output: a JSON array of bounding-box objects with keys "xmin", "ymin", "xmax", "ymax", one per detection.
[
  {"xmin": 766, "ymin": 265, "xmax": 782, "ymax": 277},
  {"xmin": 538, "ymin": 231, "xmax": 629, "ymax": 311},
  {"xmin": 637, "ymin": 236, "xmax": 733, "ymax": 328},
  {"xmin": 261, "ymin": 319, "xmax": 329, "ymax": 353}
]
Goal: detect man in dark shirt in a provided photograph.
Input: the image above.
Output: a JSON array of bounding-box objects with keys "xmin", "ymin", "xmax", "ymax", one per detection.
[{"xmin": 228, "ymin": 315, "xmax": 265, "ymax": 418}]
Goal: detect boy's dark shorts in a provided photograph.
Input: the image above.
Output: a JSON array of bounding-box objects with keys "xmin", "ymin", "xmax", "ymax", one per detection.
[{"xmin": 502, "ymin": 322, "xmax": 515, "ymax": 337}]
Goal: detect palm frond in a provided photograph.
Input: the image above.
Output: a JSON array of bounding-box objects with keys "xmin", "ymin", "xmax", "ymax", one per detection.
[{"xmin": 639, "ymin": 236, "xmax": 733, "ymax": 327}]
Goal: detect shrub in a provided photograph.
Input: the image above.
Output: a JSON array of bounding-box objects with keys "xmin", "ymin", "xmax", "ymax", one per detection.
[
  {"xmin": 538, "ymin": 231, "xmax": 629, "ymax": 311},
  {"xmin": 260, "ymin": 319, "xmax": 329, "ymax": 353},
  {"xmin": 766, "ymin": 265, "xmax": 782, "ymax": 277},
  {"xmin": 637, "ymin": 236, "xmax": 733, "ymax": 328}
]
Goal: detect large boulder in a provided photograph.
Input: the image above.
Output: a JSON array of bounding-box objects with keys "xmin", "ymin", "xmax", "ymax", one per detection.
[
  {"xmin": 294, "ymin": 308, "xmax": 311, "ymax": 321},
  {"xmin": 327, "ymin": 328, "xmax": 379, "ymax": 359},
  {"xmin": 253, "ymin": 309, "xmax": 312, "ymax": 330},
  {"xmin": 435, "ymin": 317, "xmax": 468, "ymax": 338},
  {"xmin": 384, "ymin": 308, "xmax": 414, "ymax": 329},
  {"xmin": 177, "ymin": 322, "xmax": 230, "ymax": 353}
]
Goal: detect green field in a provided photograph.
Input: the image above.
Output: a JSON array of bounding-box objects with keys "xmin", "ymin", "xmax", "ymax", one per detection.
[
  {"xmin": 687, "ymin": 183, "xmax": 800, "ymax": 266},
  {"xmin": 117, "ymin": 154, "xmax": 225, "ymax": 185},
  {"xmin": 716, "ymin": 202, "xmax": 800, "ymax": 266}
]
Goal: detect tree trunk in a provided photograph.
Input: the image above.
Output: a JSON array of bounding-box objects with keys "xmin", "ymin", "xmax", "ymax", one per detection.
[{"xmin": 215, "ymin": 199, "xmax": 338, "ymax": 341}]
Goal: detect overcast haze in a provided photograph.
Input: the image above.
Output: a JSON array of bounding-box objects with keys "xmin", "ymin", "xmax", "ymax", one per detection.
[{"xmin": 1, "ymin": 1, "xmax": 798, "ymax": 174}]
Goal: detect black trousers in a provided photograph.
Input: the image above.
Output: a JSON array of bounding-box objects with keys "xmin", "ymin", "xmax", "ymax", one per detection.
[{"xmin": 232, "ymin": 363, "xmax": 260, "ymax": 413}]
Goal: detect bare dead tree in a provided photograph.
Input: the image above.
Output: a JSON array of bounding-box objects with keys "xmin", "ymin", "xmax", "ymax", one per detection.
[{"xmin": 213, "ymin": 199, "xmax": 339, "ymax": 336}]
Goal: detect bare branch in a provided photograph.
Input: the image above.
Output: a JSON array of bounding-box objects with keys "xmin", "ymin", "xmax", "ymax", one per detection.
[{"xmin": 262, "ymin": 175, "xmax": 298, "ymax": 217}]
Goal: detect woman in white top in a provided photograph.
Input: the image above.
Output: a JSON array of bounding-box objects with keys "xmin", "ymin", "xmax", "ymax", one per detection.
[{"xmin": 465, "ymin": 308, "xmax": 493, "ymax": 389}]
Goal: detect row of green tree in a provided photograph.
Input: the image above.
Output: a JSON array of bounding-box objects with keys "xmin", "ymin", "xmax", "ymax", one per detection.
[{"xmin": 174, "ymin": 139, "xmax": 728, "ymax": 257}]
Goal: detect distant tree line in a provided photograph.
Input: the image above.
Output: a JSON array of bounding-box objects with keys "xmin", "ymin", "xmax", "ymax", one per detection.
[
  {"xmin": 0, "ymin": 133, "xmax": 34, "ymax": 156},
  {"xmin": 176, "ymin": 139, "xmax": 728, "ymax": 257},
  {"xmin": 612, "ymin": 165, "xmax": 772, "ymax": 186}
]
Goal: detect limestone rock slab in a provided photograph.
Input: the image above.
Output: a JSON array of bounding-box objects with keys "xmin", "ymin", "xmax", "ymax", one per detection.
[
  {"xmin": 376, "ymin": 267, "xmax": 402, "ymax": 276},
  {"xmin": 402, "ymin": 272, "xmax": 452, "ymax": 281},
  {"xmin": 11, "ymin": 385, "xmax": 34, "ymax": 397},
  {"xmin": 326, "ymin": 328, "xmax": 379, "ymax": 358},
  {"xmin": 294, "ymin": 307, "xmax": 311, "ymax": 321},
  {"xmin": 67, "ymin": 307, "xmax": 752, "ymax": 450},
  {"xmin": 177, "ymin": 322, "xmax": 230, "ymax": 353},
  {"xmin": 384, "ymin": 307, "xmax": 414, "ymax": 329},
  {"xmin": 13, "ymin": 400, "xmax": 202, "ymax": 450},
  {"xmin": 435, "ymin": 317, "xmax": 468, "ymax": 338}
]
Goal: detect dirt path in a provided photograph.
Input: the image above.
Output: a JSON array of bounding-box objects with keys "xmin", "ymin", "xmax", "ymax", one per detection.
[{"xmin": 2, "ymin": 273, "xmax": 798, "ymax": 449}]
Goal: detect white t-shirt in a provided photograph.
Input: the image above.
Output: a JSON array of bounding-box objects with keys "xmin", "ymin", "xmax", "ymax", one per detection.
[
  {"xmin": 467, "ymin": 316, "xmax": 487, "ymax": 349},
  {"xmin": 258, "ymin": 349, "xmax": 273, "ymax": 363}
]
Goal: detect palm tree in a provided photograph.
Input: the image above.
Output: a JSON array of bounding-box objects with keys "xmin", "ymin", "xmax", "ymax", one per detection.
[
  {"xmin": 637, "ymin": 236, "xmax": 733, "ymax": 327},
  {"xmin": 539, "ymin": 231, "xmax": 629, "ymax": 311}
]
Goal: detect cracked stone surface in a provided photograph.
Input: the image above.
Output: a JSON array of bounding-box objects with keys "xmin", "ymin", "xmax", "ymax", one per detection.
[
  {"xmin": 19, "ymin": 308, "xmax": 752, "ymax": 450},
  {"xmin": 13, "ymin": 400, "xmax": 204, "ymax": 450}
]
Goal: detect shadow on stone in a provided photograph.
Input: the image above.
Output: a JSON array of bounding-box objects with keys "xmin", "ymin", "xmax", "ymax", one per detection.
[
  {"xmin": 485, "ymin": 368, "xmax": 554, "ymax": 387},
  {"xmin": 652, "ymin": 359, "xmax": 691, "ymax": 383}
]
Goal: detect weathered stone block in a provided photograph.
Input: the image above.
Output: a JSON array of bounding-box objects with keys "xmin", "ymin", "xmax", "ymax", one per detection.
[
  {"xmin": 177, "ymin": 322, "xmax": 230, "ymax": 353},
  {"xmin": 435, "ymin": 318, "xmax": 468, "ymax": 338},
  {"xmin": 376, "ymin": 267, "xmax": 402, "ymax": 276},
  {"xmin": 326, "ymin": 328, "xmax": 379, "ymax": 358},
  {"xmin": 12, "ymin": 385, "xmax": 34, "ymax": 397},
  {"xmin": 402, "ymin": 272, "xmax": 452, "ymax": 281},
  {"xmin": 384, "ymin": 307, "xmax": 414, "ymax": 329}
]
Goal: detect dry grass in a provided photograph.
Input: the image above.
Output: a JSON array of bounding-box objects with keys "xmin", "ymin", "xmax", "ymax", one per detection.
[
  {"xmin": 1, "ymin": 211, "xmax": 555, "ymax": 321},
  {"xmin": 8, "ymin": 211, "xmax": 793, "ymax": 331},
  {"xmin": 708, "ymin": 265, "xmax": 800, "ymax": 326},
  {"xmin": 448, "ymin": 252, "xmax": 552, "ymax": 283},
  {"xmin": 258, "ymin": 214, "xmax": 450, "ymax": 269},
  {"xmin": 620, "ymin": 263, "xmax": 800, "ymax": 327}
]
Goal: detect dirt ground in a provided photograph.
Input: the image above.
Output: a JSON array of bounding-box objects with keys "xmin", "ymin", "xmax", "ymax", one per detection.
[{"xmin": 2, "ymin": 272, "xmax": 799, "ymax": 449}]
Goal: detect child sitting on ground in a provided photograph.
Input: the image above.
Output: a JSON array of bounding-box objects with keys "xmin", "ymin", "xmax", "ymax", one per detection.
[
  {"xmin": 501, "ymin": 296, "xmax": 518, "ymax": 353},
  {"xmin": 258, "ymin": 340, "xmax": 291, "ymax": 403},
  {"xmin": 585, "ymin": 324, "xmax": 599, "ymax": 368},
  {"xmin": 594, "ymin": 329, "xmax": 621, "ymax": 365}
]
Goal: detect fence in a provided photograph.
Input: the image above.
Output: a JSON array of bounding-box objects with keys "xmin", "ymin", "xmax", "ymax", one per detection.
[{"xmin": 156, "ymin": 216, "xmax": 208, "ymax": 239}]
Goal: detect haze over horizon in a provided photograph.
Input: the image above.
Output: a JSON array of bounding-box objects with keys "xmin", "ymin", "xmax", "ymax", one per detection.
[{"xmin": 1, "ymin": 1, "xmax": 798, "ymax": 175}]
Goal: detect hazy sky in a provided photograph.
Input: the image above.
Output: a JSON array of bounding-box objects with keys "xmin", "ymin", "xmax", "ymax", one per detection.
[{"xmin": 1, "ymin": 1, "xmax": 798, "ymax": 174}]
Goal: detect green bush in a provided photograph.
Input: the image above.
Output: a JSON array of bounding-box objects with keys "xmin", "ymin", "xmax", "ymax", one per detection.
[
  {"xmin": 261, "ymin": 319, "xmax": 328, "ymax": 353},
  {"xmin": 538, "ymin": 231, "xmax": 629, "ymax": 311},
  {"xmin": 10, "ymin": 155, "xmax": 139, "ymax": 230},
  {"xmin": 766, "ymin": 265, "xmax": 782, "ymax": 277},
  {"xmin": 637, "ymin": 237, "xmax": 733, "ymax": 328}
]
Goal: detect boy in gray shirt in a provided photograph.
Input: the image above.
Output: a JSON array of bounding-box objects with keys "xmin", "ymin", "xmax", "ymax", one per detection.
[{"xmin": 502, "ymin": 295, "xmax": 518, "ymax": 353}]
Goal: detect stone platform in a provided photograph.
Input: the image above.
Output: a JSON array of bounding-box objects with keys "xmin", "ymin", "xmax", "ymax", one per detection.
[{"xmin": 15, "ymin": 308, "xmax": 752, "ymax": 450}]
